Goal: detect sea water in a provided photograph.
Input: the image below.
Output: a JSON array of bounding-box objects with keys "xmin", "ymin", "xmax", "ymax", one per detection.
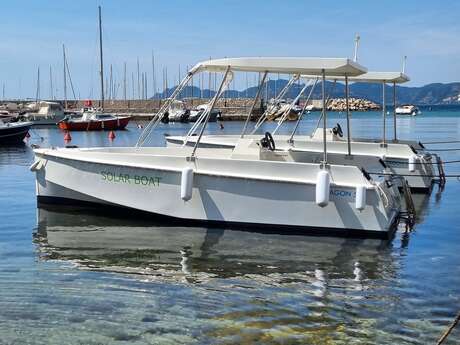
[{"xmin": 0, "ymin": 109, "xmax": 459, "ymax": 344}]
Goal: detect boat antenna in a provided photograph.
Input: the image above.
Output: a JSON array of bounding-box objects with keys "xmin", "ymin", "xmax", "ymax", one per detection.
[
  {"xmin": 98, "ymin": 5, "xmax": 104, "ymax": 110},
  {"xmin": 353, "ymin": 34, "xmax": 360, "ymax": 62},
  {"xmin": 402, "ymin": 55, "xmax": 407, "ymax": 74}
]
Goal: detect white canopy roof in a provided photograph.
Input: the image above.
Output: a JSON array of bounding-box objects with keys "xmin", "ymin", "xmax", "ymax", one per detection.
[
  {"xmin": 301, "ymin": 71, "xmax": 410, "ymax": 83},
  {"xmin": 190, "ymin": 57, "xmax": 367, "ymax": 76}
]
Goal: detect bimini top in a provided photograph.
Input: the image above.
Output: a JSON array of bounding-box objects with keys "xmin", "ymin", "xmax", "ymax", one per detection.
[
  {"xmin": 190, "ymin": 57, "xmax": 367, "ymax": 77},
  {"xmin": 302, "ymin": 71, "xmax": 410, "ymax": 83}
]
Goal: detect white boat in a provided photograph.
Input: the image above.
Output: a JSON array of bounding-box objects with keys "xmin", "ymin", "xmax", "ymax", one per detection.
[
  {"xmin": 24, "ymin": 101, "xmax": 66, "ymax": 125},
  {"xmin": 166, "ymin": 71, "xmax": 437, "ymax": 193},
  {"xmin": 265, "ymin": 99, "xmax": 301, "ymax": 121},
  {"xmin": 395, "ymin": 104, "xmax": 420, "ymax": 116},
  {"xmin": 0, "ymin": 120, "xmax": 32, "ymax": 144},
  {"xmin": 189, "ymin": 104, "xmax": 221, "ymax": 122},
  {"xmin": 163, "ymin": 100, "xmax": 189, "ymax": 123},
  {"xmin": 32, "ymin": 57, "xmax": 403, "ymax": 238}
]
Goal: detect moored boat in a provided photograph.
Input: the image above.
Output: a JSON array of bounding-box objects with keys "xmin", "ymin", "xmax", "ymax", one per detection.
[
  {"xmin": 0, "ymin": 120, "xmax": 32, "ymax": 144},
  {"xmin": 395, "ymin": 104, "xmax": 420, "ymax": 116},
  {"xmin": 31, "ymin": 57, "xmax": 404, "ymax": 238},
  {"xmin": 189, "ymin": 104, "xmax": 221, "ymax": 122},
  {"xmin": 58, "ymin": 112, "xmax": 131, "ymax": 131},
  {"xmin": 166, "ymin": 71, "xmax": 437, "ymax": 193},
  {"xmin": 24, "ymin": 101, "xmax": 67, "ymax": 125}
]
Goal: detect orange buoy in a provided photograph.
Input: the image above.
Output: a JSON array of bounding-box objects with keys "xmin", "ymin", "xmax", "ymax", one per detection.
[
  {"xmin": 64, "ymin": 131, "xmax": 72, "ymax": 141},
  {"xmin": 25, "ymin": 132, "xmax": 31, "ymax": 138},
  {"xmin": 108, "ymin": 131, "xmax": 116, "ymax": 140}
]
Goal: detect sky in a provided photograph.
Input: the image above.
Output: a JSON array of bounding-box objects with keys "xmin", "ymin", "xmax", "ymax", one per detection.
[{"xmin": 0, "ymin": 0, "xmax": 459, "ymax": 99}]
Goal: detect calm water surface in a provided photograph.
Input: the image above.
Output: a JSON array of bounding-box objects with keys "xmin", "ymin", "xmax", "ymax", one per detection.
[{"xmin": 0, "ymin": 110, "xmax": 459, "ymax": 344}]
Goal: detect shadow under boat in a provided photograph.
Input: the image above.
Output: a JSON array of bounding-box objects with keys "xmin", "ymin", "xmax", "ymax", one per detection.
[{"xmin": 33, "ymin": 204, "xmax": 411, "ymax": 283}]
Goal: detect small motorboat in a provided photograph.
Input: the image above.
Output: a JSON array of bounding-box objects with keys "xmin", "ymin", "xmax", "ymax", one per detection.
[
  {"xmin": 162, "ymin": 100, "xmax": 190, "ymax": 123},
  {"xmin": 0, "ymin": 120, "xmax": 32, "ymax": 144},
  {"xmin": 265, "ymin": 99, "xmax": 300, "ymax": 121},
  {"xmin": 24, "ymin": 101, "xmax": 68, "ymax": 125},
  {"xmin": 58, "ymin": 110, "xmax": 131, "ymax": 131},
  {"xmin": 395, "ymin": 104, "xmax": 420, "ymax": 116},
  {"xmin": 189, "ymin": 104, "xmax": 221, "ymax": 122}
]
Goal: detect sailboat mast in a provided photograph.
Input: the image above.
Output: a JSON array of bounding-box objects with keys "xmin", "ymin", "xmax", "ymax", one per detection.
[
  {"xmin": 123, "ymin": 62, "xmax": 127, "ymax": 101},
  {"xmin": 63, "ymin": 45, "xmax": 67, "ymax": 109},
  {"xmin": 49, "ymin": 65, "xmax": 53, "ymax": 100},
  {"xmin": 98, "ymin": 5, "xmax": 104, "ymax": 110},
  {"xmin": 36, "ymin": 66, "xmax": 41, "ymax": 104}
]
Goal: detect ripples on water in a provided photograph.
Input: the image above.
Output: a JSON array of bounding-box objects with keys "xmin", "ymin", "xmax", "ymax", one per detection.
[{"xmin": 0, "ymin": 112, "xmax": 460, "ymax": 344}]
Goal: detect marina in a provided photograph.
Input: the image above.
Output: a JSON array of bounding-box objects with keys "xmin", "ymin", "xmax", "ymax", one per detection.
[{"xmin": 0, "ymin": 1, "xmax": 459, "ymax": 344}]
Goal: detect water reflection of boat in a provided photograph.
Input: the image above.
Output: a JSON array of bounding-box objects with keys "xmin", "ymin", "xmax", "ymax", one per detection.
[{"xmin": 35, "ymin": 205, "xmax": 397, "ymax": 282}]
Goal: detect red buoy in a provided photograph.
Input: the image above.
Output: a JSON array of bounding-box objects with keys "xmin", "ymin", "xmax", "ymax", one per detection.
[
  {"xmin": 64, "ymin": 131, "xmax": 72, "ymax": 141},
  {"xmin": 108, "ymin": 131, "xmax": 116, "ymax": 140}
]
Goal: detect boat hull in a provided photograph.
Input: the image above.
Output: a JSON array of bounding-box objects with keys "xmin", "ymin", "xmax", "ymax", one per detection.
[
  {"xmin": 0, "ymin": 122, "xmax": 31, "ymax": 144},
  {"xmin": 58, "ymin": 117, "xmax": 131, "ymax": 131},
  {"xmin": 33, "ymin": 148, "xmax": 400, "ymax": 238},
  {"xmin": 166, "ymin": 135, "xmax": 436, "ymax": 193}
]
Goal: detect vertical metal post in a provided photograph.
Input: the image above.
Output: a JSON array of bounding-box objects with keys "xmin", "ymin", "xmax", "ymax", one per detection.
[
  {"xmin": 382, "ymin": 81, "xmax": 386, "ymax": 146},
  {"xmin": 192, "ymin": 66, "xmax": 231, "ymax": 158},
  {"xmin": 241, "ymin": 71, "xmax": 267, "ymax": 138},
  {"xmin": 345, "ymin": 75, "xmax": 351, "ymax": 156},
  {"xmin": 98, "ymin": 6, "xmax": 104, "ymax": 110},
  {"xmin": 393, "ymin": 81, "xmax": 397, "ymax": 141},
  {"xmin": 322, "ymin": 69, "xmax": 327, "ymax": 164}
]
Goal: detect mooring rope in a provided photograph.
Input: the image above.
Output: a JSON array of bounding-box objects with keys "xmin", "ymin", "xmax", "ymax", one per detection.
[
  {"xmin": 422, "ymin": 140, "xmax": 460, "ymax": 145},
  {"xmin": 436, "ymin": 311, "xmax": 460, "ymax": 345},
  {"xmin": 367, "ymin": 172, "xmax": 460, "ymax": 179},
  {"xmin": 425, "ymin": 148, "xmax": 460, "ymax": 152},
  {"xmin": 385, "ymin": 159, "xmax": 460, "ymax": 165}
]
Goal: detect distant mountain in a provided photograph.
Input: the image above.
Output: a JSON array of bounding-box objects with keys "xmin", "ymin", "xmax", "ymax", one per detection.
[{"xmin": 152, "ymin": 79, "xmax": 460, "ymax": 105}]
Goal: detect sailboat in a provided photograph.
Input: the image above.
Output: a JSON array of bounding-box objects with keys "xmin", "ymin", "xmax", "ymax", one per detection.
[{"xmin": 58, "ymin": 6, "xmax": 131, "ymax": 131}]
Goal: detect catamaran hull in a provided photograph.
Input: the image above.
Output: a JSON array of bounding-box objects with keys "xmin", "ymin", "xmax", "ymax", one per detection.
[{"xmin": 33, "ymin": 150, "xmax": 399, "ymax": 238}]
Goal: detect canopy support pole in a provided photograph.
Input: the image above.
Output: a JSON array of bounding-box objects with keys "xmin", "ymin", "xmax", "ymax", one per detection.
[
  {"xmin": 251, "ymin": 74, "xmax": 298, "ymax": 134},
  {"xmin": 273, "ymin": 78, "xmax": 312, "ymax": 134},
  {"xmin": 321, "ymin": 69, "xmax": 327, "ymax": 165},
  {"xmin": 393, "ymin": 81, "xmax": 397, "ymax": 141},
  {"xmin": 136, "ymin": 72, "xmax": 193, "ymax": 147},
  {"xmin": 345, "ymin": 75, "xmax": 351, "ymax": 156},
  {"xmin": 288, "ymin": 78, "xmax": 318, "ymax": 143},
  {"xmin": 312, "ymin": 79, "xmax": 336, "ymax": 136},
  {"xmin": 191, "ymin": 66, "xmax": 231, "ymax": 158},
  {"xmin": 381, "ymin": 81, "xmax": 387, "ymax": 147},
  {"xmin": 241, "ymin": 71, "xmax": 267, "ymax": 138}
]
